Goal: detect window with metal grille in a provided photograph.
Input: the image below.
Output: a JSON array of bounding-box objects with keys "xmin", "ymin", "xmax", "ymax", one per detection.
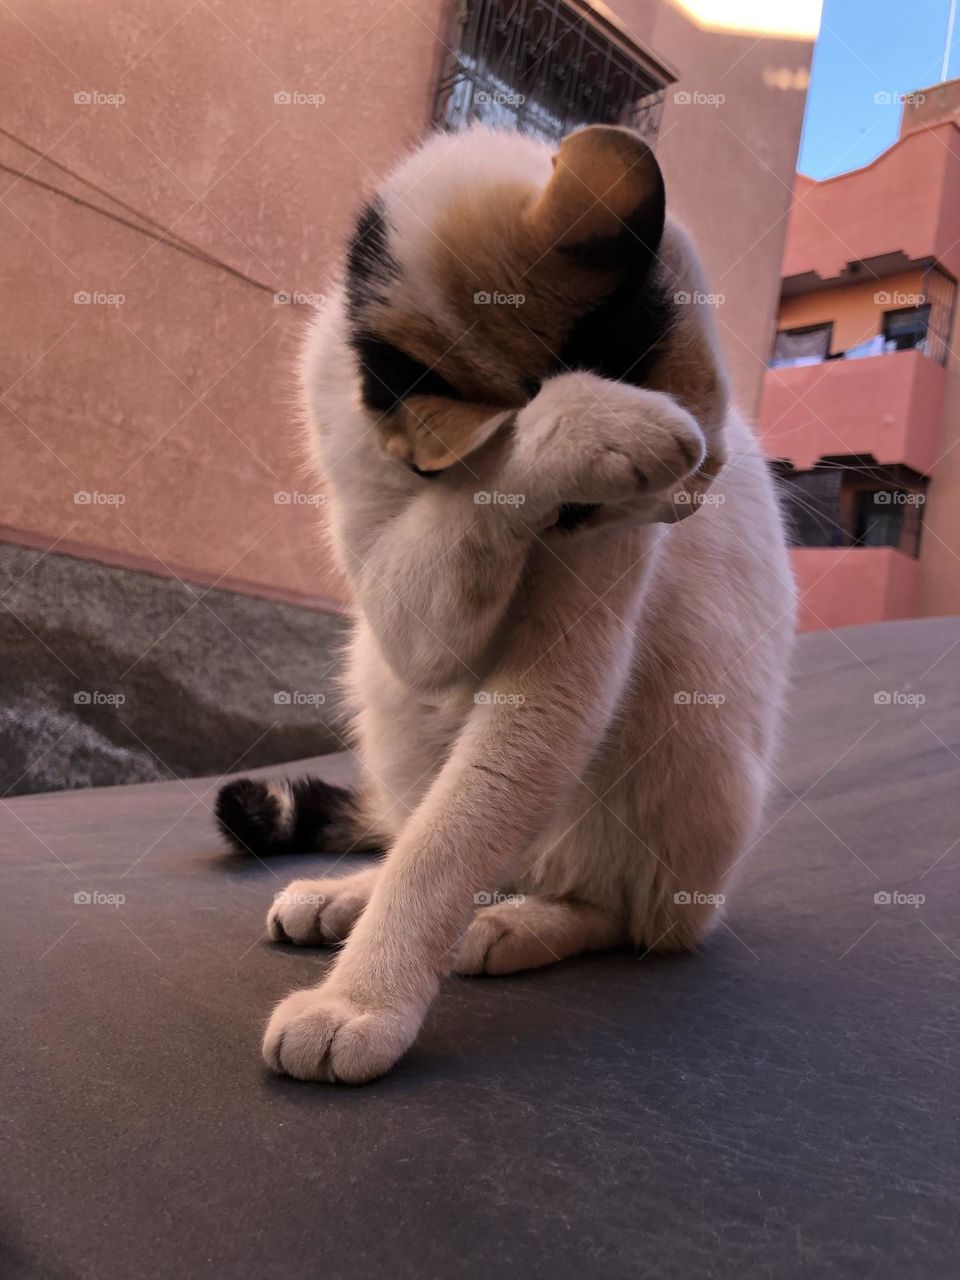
[
  {"xmin": 882, "ymin": 305, "xmax": 931, "ymax": 353},
  {"xmin": 771, "ymin": 459, "xmax": 928, "ymax": 558},
  {"xmin": 433, "ymin": 0, "xmax": 674, "ymax": 146},
  {"xmin": 920, "ymin": 264, "xmax": 957, "ymax": 366},
  {"xmin": 772, "ymin": 464, "xmax": 844, "ymax": 548},
  {"xmin": 853, "ymin": 490, "xmax": 924, "ymax": 557}
]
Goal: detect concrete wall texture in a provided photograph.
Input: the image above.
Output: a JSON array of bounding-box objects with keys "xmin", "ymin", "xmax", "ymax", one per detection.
[{"xmin": 2, "ymin": 0, "xmax": 814, "ymax": 607}]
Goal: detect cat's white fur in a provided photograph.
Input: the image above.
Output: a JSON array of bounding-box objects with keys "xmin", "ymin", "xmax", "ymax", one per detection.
[{"xmin": 261, "ymin": 128, "xmax": 796, "ymax": 1083}]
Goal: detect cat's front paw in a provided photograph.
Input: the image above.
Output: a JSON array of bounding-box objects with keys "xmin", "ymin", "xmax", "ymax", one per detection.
[
  {"xmin": 513, "ymin": 372, "xmax": 706, "ymax": 509},
  {"xmin": 267, "ymin": 875, "xmax": 374, "ymax": 946},
  {"xmin": 262, "ymin": 986, "xmax": 421, "ymax": 1084}
]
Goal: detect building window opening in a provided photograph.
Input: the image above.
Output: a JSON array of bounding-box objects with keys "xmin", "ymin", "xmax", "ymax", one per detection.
[
  {"xmin": 770, "ymin": 322, "xmax": 833, "ymax": 368},
  {"xmin": 771, "ymin": 459, "xmax": 927, "ymax": 558},
  {"xmin": 433, "ymin": 0, "xmax": 674, "ymax": 146},
  {"xmin": 882, "ymin": 305, "xmax": 931, "ymax": 354}
]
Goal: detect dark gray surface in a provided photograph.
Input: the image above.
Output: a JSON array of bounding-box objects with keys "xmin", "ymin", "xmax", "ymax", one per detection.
[
  {"xmin": 0, "ymin": 541, "xmax": 350, "ymax": 796},
  {"xmin": 2, "ymin": 617, "xmax": 960, "ymax": 1279}
]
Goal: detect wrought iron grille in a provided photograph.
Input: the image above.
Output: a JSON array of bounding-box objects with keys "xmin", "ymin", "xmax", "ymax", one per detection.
[
  {"xmin": 433, "ymin": 0, "xmax": 674, "ymax": 146},
  {"xmin": 921, "ymin": 264, "xmax": 957, "ymax": 367},
  {"xmin": 772, "ymin": 464, "xmax": 844, "ymax": 549},
  {"xmin": 771, "ymin": 459, "xmax": 928, "ymax": 557}
]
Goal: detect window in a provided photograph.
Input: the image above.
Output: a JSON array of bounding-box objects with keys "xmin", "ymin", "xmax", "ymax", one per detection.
[
  {"xmin": 772, "ymin": 459, "xmax": 927, "ymax": 558},
  {"xmin": 433, "ymin": 0, "xmax": 674, "ymax": 146},
  {"xmin": 882, "ymin": 305, "xmax": 930, "ymax": 354},
  {"xmin": 770, "ymin": 322, "xmax": 833, "ymax": 368},
  {"xmin": 921, "ymin": 265, "xmax": 957, "ymax": 366},
  {"xmin": 772, "ymin": 464, "xmax": 843, "ymax": 547},
  {"xmin": 853, "ymin": 490, "xmax": 924, "ymax": 557}
]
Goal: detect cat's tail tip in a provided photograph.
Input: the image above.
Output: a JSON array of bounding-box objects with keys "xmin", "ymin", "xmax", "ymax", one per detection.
[
  {"xmin": 215, "ymin": 777, "xmax": 293, "ymax": 856},
  {"xmin": 215, "ymin": 774, "xmax": 377, "ymax": 857}
]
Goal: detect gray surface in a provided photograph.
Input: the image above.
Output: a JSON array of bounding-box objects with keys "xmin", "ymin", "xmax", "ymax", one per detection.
[
  {"xmin": 2, "ymin": 617, "xmax": 960, "ymax": 1279},
  {"xmin": 0, "ymin": 541, "xmax": 350, "ymax": 796}
]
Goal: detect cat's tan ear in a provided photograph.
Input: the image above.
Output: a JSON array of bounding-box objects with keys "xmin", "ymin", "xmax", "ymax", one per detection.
[
  {"xmin": 380, "ymin": 398, "xmax": 511, "ymax": 472},
  {"xmin": 525, "ymin": 125, "xmax": 665, "ymax": 252}
]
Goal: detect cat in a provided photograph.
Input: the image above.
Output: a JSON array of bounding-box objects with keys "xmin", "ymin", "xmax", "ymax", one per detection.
[{"xmin": 215, "ymin": 123, "xmax": 796, "ymax": 1083}]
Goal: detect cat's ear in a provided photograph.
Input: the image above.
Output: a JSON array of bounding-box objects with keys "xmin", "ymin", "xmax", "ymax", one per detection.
[
  {"xmin": 525, "ymin": 124, "xmax": 665, "ymax": 255},
  {"xmin": 380, "ymin": 398, "xmax": 511, "ymax": 472}
]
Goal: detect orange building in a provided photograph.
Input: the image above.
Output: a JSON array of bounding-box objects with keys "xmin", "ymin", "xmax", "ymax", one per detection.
[{"xmin": 760, "ymin": 78, "xmax": 960, "ymax": 631}]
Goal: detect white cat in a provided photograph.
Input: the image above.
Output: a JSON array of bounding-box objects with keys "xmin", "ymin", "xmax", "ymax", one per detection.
[{"xmin": 216, "ymin": 124, "xmax": 796, "ymax": 1083}]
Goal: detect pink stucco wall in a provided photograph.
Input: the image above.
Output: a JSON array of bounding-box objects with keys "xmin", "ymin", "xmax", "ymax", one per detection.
[
  {"xmin": 0, "ymin": 0, "xmax": 448, "ymax": 605},
  {"xmin": 784, "ymin": 122, "xmax": 960, "ymax": 284},
  {"xmin": 792, "ymin": 548, "xmax": 922, "ymax": 631}
]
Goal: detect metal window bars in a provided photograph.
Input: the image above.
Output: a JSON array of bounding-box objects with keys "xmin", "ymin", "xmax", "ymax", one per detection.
[
  {"xmin": 921, "ymin": 263, "xmax": 957, "ymax": 367},
  {"xmin": 433, "ymin": 0, "xmax": 675, "ymax": 146}
]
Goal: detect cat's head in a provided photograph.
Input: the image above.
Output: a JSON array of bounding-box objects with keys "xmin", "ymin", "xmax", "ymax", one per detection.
[
  {"xmin": 343, "ymin": 122, "xmax": 727, "ymax": 481},
  {"xmin": 344, "ymin": 124, "xmax": 677, "ymax": 472}
]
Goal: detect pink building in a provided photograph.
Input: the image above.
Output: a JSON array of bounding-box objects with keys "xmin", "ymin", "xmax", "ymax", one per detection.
[{"xmin": 760, "ymin": 79, "xmax": 960, "ymax": 631}]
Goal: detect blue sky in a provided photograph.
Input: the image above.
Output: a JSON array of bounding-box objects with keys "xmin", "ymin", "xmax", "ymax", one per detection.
[{"xmin": 799, "ymin": 0, "xmax": 959, "ymax": 178}]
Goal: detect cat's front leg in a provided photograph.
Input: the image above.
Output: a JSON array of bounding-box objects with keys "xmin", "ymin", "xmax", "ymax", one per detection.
[{"xmin": 262, "ymin": 530, "xmax": 651, "ymax": 1083}]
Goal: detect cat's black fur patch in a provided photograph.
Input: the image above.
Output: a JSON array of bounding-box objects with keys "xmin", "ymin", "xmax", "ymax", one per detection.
[
  {"xmin": 345, "ymin": 198, "xmax": 467, "ymax": 415},
  {"xmin": 215, "ymin": 776, "xmax": 382, "ymax": 857},
  {"xmin": 351, "ymin": 331, "xmax": 465, "ymax": 414},
  {"xmin": 559, "ymin": 272, "xmax": 675, "ymax": 388},
  {"xmin": 556, "ymin": 176, "xmax": 675, "ymax": 389},
  {"xmin": 345, "ymin": 198, "xmax": 398, "ymax": 321}
]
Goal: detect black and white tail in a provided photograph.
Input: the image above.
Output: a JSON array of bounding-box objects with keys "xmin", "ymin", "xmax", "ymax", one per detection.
[{"xmin": 215, "ymin": 775, "xmax": 382, "ymax": 857}]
